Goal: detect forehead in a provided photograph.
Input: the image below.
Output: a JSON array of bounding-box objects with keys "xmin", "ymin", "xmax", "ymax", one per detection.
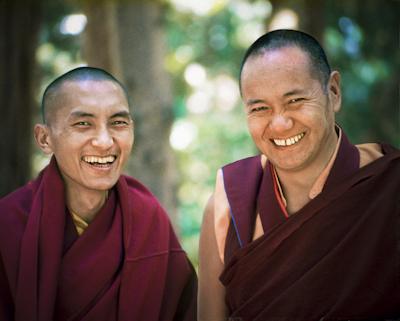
[
  {"xmin": 243, "ymin": 46, "xmax": 312, "ymax": 78},
  {"xmin": 50, "ymin": 79, "xmax": 129, "ymax": 117},
  {"xmin": 241, "ymin": 47, "xmax": 317, "ymax": 95}
]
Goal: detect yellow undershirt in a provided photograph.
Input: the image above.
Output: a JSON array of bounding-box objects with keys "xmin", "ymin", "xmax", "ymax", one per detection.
[
  {"xmin": 68, "ymin": 191, "xmax": 108, "ymax": 236},
  {"xmin": 70, "ymin": 211, "xmax": 89, "ymax": 236}
]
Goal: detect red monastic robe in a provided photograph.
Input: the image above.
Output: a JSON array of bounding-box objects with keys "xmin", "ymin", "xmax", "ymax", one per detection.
[
  {"xmin": 220, "ymin": 134, "xmax": 400, "ymax": 320},
  {"xmin": 0, "ymin": 157, "xmax": 196, "ymax": 321}
]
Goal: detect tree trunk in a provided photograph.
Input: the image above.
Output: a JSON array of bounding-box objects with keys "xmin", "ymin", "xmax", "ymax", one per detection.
[
  {"xmin": 116, "ymin": 1, "xmax": 177, "ymax": 223},
  {"xmin": 83, "ymin": 1, "xmax": 178, "ymax": 225},
  {"xmin": 0, "ymin": 0, "xmax": 42, "ymax": 197},
  {"xmin": 82, "ymin": 1, "xmax": 122, "ymax": 78},
  {"xmin": 300, "ymin": 0, "xmax": 325, "ymax": 43}
]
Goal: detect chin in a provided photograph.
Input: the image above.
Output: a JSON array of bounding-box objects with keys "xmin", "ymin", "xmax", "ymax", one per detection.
[
  {"xmin": 87, "ymin": 179, "xmax": 119, "ymax": 192},
  {"xmin": 271, "ymin": 157, "xmax": 307, "ymax": 172}
]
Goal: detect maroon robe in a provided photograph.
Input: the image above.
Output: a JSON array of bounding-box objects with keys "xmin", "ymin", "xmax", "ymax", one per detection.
[
  {"xmin": 0, "ymin": 157, "xmax": 196, "ymax": 321},
  {"xmin": 220, "ymin": 133, "xmax": 400, "ymax": 320}
]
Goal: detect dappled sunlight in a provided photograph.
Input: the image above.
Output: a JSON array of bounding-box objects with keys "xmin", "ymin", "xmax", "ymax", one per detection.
[
  {"xmin": 230, "ymin": 0, "xmax": 272, "ymax": 46},
  {"xmin": 234, "ymin": 22, "xmax": 266, "ymax": 48},
  {"xmin": 174, "ymin": 45, "xmax": 194, "ymax": 64},
  {"xmin": 229, "ymin": 0, "xmax": 272, "ymax": 20},
  {"xmin": 215, "ymin": 74, "xmax": 239, "ymax": 112},
  {"xmin": 268, "ymin": 9, "xmax": 299, "ymax": 30},
  {"xmin": 186, "ymin": 90, "xmax": 213, "ymax": 114},
  {"xmin": 184, "ymin": 63, "xmax": 207, "ymax": 87},
  {"xmin": 183, "ymin": 74, "xmax": 239, "ymax": 115},
  {"xmin": 168, "ymin": 0, "xmax": 228, "ymax": 16},
  {"xmin": 60, "ymin": 14, "xmax": 87, "ymax": 35},
  {"xmin": 170, "ymin": 120, "xmax": 198, "ymax": 151}
]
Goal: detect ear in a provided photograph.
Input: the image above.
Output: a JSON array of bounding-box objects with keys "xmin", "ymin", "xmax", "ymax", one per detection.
[
  {"xmin": 34, "ymin": 124, "xmax": 53, "ymax": 155},
  {"xmin": 328, "ymin": 71, "xmax": 341, "ymax": 113}
]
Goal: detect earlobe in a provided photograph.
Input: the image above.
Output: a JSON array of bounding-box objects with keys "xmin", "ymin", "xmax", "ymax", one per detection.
[
  {"xmin": 329, "ymin": 71, "xmax": 341, "ymax": 113},
  {"xmin": 34, "ymin": 124, "xmax": 53, "ymax": 154}
]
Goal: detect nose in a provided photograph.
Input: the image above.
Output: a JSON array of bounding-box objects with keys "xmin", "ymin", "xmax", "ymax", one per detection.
[
  {"xmin": 92, "ymin": 127, "xmax": 114, "ymax": 149},
  {"xmin": 269, "ymin": 113, "xmax": 293, "ymax": 132}
]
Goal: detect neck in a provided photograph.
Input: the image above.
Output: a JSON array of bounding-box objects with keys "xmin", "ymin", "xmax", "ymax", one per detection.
[
  {"xmin": 65, "ymin": 187, "xmax": 108, "ymax": 223},
  {"xmin": 275, "ymin": 131, "xmax": 338, "ymax": 214}
]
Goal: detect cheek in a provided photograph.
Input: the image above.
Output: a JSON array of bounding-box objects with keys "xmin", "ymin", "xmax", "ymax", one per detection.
[
  {"xmin": 119, "ymin": 133, "xmax": 134, "ymax": 153},
  {"xmin": 51, "ymin": 138, "xmax": 85, "ymax": 163},
  {"xmin": 301, "ymin": 106, "xmax": 331, "ymax": 126},
  {"xmin": 247, "ymin": 118, "xmax": 267, "ymax": 139}
]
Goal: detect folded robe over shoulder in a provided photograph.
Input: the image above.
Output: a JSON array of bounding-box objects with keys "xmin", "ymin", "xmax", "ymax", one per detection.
[
  {"xmin": 0, "ymin": 157, "xmax": 197, "ymax": 321},
  {"xmin": 220, "ymin": 135, "xmax": 400, "ymax": 320}
]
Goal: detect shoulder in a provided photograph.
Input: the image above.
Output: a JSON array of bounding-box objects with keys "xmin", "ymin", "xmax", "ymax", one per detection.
[
  {"xmin": 214, "ymin": 154, "xmax": 266, "ymax": 216},
  {"xmin": 213, "ymin": 155, "xmax": 264, "ymax": 228},
  {"xmin": 380, "ymin": 143, "xmax": 400, "ymax": 158},
  {"xmin": 0, "ymin": 182, "xmax": 36, "ymax": 259},
  {"xmin": 0, "ymin": 182, "xmax": 35, "ymax": 227},
  {"xmin": 356, "ymin": 143, "xmax": 400, "ymax": 168},
  {"xmin": 118, "ymin": 175, "xmax": 179, "ymax": 249},
  {"xmin": 220, "ymin": 155, "xmax": 266, "ymax": 197},
  {"xmin": 120, "ymin": 175, "xmax": 166, "ymax": 210}
]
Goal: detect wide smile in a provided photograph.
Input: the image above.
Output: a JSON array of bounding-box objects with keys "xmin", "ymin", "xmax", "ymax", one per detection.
[
  {"xmin": 82, "ymin": 155, "xmax": 117, "ymax": 168},
  {"xmin": 271, "ymin": 132, "xmax": 305, "ymax": 147}
]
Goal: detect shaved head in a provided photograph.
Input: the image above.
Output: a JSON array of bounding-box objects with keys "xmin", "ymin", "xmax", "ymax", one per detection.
[
  {"xmin": 41, "ymin": 66, "xmax": 130, "ymax": 124},
  {"xmin": 239, "ymin": 29, "xmax": 332, "ymax": 93}
]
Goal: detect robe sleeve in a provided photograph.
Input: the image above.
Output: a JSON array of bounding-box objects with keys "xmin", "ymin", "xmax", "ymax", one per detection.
[{"xmin": 0, "ymin": 253, "xmax": 14, "ymax": 320}]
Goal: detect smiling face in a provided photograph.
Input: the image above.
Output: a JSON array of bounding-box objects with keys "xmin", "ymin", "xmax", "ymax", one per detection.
[
  {"xmin": 35, "ymin": 79, "xmax": 134, "ymax": 195},
  {"xmin": 241, "ymin": 46, "xmax": 341, "ymax": 174}
]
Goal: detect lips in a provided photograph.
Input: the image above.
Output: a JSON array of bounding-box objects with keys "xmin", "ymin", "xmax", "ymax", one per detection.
[
  {"xmin": 272, "ymin": 132, "xmax": 305, "ymax": 147},
  {"xmin": 82, "ymin": 155, "xmax": 116, "ymax": 165}
]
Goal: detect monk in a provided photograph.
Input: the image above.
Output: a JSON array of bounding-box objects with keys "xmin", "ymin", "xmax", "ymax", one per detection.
[
  {"xmin": 198, "ymin": 29, "xmax": 400, "ymax": 320},
  {"xmin": 0, "ymin": 67, "xmax": 197, "ymax": 321}
]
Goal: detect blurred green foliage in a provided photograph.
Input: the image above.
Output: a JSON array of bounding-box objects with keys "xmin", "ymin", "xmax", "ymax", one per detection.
[{"xmin": 165, "ymin": 1, "xmax": 268, "ymax": 263}]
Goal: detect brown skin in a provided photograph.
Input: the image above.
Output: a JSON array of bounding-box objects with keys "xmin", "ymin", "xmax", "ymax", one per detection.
[
  {"xmin": 34, "ymin": 79, "xmax": 134, "ymax": 223},
  {"xmin": 198, "ymin": 193, "xmax": 227, "ymax": 321},
  {"xmin": 242, "ymin": 47, "xmax": 341, "ymax": 213},
  {"xmin": 198, "ymin": 46, "xmax": 342, "ymax": 320}
]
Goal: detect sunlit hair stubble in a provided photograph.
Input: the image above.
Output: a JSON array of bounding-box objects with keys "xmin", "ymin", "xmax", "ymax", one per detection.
[
  {"xmin": 238, "ymin": 29, "xmax": 332, "ymax": 96},
  {"xmin": 41, "ymin": 66, "xmax": 132, "ymax": 124}
]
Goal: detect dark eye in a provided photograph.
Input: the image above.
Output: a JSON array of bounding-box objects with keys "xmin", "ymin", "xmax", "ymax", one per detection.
[
  {"xmin": 250, "ymin": 106, "xmax": 271, "ymax": 113},
  {"xmin": 288, "ymin": 98, "xmax": 305, "ymax": 104},
  {"xmin": 111, "ymin": 120, "xmax": 130, "ymax": 126},
  {"xmin": 73, "ymin": 121, "xmax": 90, "ymax": 127}
]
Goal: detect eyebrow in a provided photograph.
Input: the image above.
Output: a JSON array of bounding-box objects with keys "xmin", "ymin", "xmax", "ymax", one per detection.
[
  {"xmin": 110, "ymin": 111, "xmax": 132, "ymax": 119},
  {"xmin": 69, "ymin": 110, "xmax": 132, "ymax": 119},
  {"xmin": 246, "ymin": 99, "xmax": 266, "ymax": 106},
  {"xmin": 70, "ymin": 111, "xmax": 95, "ymax": 118},
  {"xmin": 246, "ymin": 89, "xmax": 308, "ymax": 105},
  {"xmin": 282, "ymin": 89, "xmax": 307, "ymax": 97}
]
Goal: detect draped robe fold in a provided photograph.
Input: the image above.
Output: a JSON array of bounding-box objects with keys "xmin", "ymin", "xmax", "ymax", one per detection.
[
  {"xmin": 219, "ymin": 134, "xmax": 400, "ymax": 320},
  {"xmin": 0, "ymin": 157, "xmax": 197, "ymax": 321}
]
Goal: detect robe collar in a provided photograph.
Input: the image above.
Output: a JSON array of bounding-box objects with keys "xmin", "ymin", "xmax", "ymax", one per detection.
[
  {"xmin": 222, "ymin": 129, "xmax": 360, "ymax": 248},
  {"xmin": 258, "ymin": 128, "xmax": 359, "ymax": 238}
]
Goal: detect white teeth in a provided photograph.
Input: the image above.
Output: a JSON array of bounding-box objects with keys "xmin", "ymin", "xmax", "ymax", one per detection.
[
  {"xmin": 273, "ymin": 133, "xmax": 304, "ymax": 147},
  {"xmin": 83, "ymin": 156, "xmax": 116, "ymax": 164},
  {"xmin": 275, "ymin": 139, "xmax": 285, "ymax": 146}
]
